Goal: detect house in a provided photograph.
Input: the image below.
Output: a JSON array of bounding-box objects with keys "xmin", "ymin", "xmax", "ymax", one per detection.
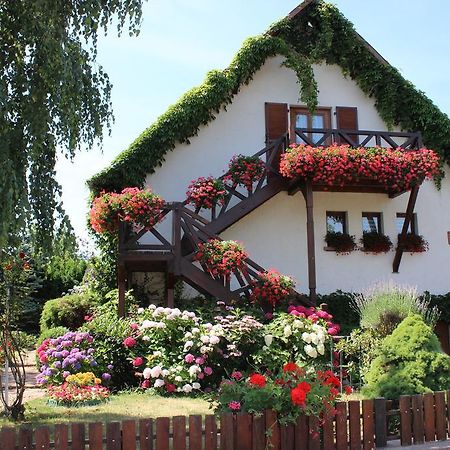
[{"xmin": 89, "ymin": 0, "xmax": 450, "ymax": 317}]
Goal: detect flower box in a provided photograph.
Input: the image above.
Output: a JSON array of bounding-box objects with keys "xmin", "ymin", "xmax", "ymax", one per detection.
[
  {"xmin": 361, "ymin": 232, "xmax": 393, "ymax": 254},
  {"xmin": 397, "ymin": 233, "xmax": 429, "ymax": 253},
  {"xmin": 186, "ymin": 176, "xmax": 227, "ymax": 209},
  {"xmin": 225, "ymin": 154, "xmax": 265, "ymax": 191},
  {"xmin": 324, "ymin": 232, "xmax": 357, "ymax": 254}
]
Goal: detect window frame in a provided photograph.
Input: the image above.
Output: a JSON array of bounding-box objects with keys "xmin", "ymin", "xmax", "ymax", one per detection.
[
  {"xmin": 362, "ymin": 212, "xmax": 383, "ymax": 234},
  {"xmin": 289, "ymin": 106, "xmax": 332, "ymax": 145},
  {"xmin": 396, "ymin": 212, "xmax": 418, "ymax": 235},
  {"xmin": 326, "ymin": 211, "xmax": 348, "ymax": 235}
]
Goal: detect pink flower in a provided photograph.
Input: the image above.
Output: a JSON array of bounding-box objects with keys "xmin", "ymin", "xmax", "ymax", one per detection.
[
  {"xmin": 133, "ymin": 357, "xmax": 144, "ymax": 367},
  {"xmin": 228, "ymin": 401, "xmax": 241, "ymax": 411},
  {"xmin": 141, "ymin": 379, "xmax": 150, "ymax": 389},
  {"xmin": 195, "ymin": 357, "xmax": 205, "ymax": 365},
  {"xmin": 130, "ymin": 323, "xmax": 139, "ymax": 330},
  {"xmin": 123, "ymin": 337, "xmax": 137, "ymax": 348},
  {"xmin": 265, "ymin": 312, "xmax": 274, "ymax": 320},
  {"xmin": 231, "ymin": 371, "xmax": 242, "ymax": 380},
  {"xmin": 197, "ymin": 373, "xmax": 205, "ymax": 380},
  {"xmin": 184, "ymin": 354, "xmax": 195, "ymax": 363},
  {"xmin": 204, "ymin": 367, "xmax": 213, "ymax": 376}
]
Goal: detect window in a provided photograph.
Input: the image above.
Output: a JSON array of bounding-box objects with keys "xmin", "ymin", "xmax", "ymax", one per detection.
[
  {"xmin": 362, "ymin": 212, "xmax": 382, "ymax": 233},
  {"xmin": 290, "ymin": 107, "xmax": 331, "ymax": 145},
  {"xmin": 396, "ymin": 213, "xmax": 417, "ymax": 234},
  {"xmin": 326, "ymin": 211, "xmax": 347, "ymax": 234}
]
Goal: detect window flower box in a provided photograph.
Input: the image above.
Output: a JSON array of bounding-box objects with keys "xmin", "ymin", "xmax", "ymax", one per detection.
[
  {"xmin": 397, "ymin": 233, "xmax": 429, "ymax": 253},
  {"xmin": 361, "ymin": 231, "xmax": 393, "ymax": 254},
  {"xmin": 324, "ymin": 232, "xmax": 357, "ymax": 254}
]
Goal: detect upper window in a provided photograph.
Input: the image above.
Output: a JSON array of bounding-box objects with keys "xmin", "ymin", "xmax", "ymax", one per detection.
[
  {"xmin": 396, "ymin": 213, "xmax": 417, "ymax": 234},
  {"xmin": 290, "ymin": 107, "xmax": 331, "ymax": 145},
  {"xmin": 362, "ymin": 212, "xmax": 382, "ymax": 233},
  {"xmin": 326, "ymin": 211, "xmax": 347, "ymax": 234}
]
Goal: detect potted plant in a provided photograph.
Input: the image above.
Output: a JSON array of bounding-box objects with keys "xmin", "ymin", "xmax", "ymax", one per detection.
[
  {"xmin": 225, "ymin": 154, "xmax": 265, "ymax": 191},
  {"xmin": 250, "ymin": 269, "xmax": 295, "ymax": 309},
  {"xmin": 325, "ymin": 232, "xmax": 357, "ymax": 254},
  {"xmin": 397, "ymin": 233, "xmax": 429, "ymax": 253},
  {"xmin": 361, "ymin": 231, "xmax": 393, "ymax": 253},
  {"xmin": 186, "ymin": 176, "xmax": 227, "ymax": 209}
]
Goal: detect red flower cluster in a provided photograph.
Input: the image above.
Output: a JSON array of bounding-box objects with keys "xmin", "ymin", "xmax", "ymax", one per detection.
[
  {"xmin": 250, "ymin": 269, "xmax": 295, "ymax": 307},
  {"xmin": 249, "ymin": 373, "xmax": 266, "ymax": 387},
  {"xmin": 186, "ymin": 176, "xmax": 227, "ymax": 209},
  {"xmin": 280, "ymin": 144, "xmax": 440, "ymax": 192},
  {"xmin": 291, "ymin": 381, "xmax": 311, "ymax": 406},
  {"xmin": 224, "ymin": 154, "xmax": 265, "ymax": 191},
  {"xmin": 89, "ymin": 187, "xmax": 165, "ymax": 234},
  {"xmin": 195, "ymin": 239, "xmax": 248, "ymax": 278},
  {"xmin": 47, "ymin": 383, "xmax": 110, "ymax": 406}
]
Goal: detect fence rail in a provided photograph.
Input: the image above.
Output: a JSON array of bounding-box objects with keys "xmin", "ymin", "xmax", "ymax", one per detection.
[{"xmin": 1, "ymin": 392, "xmax": 450, "ymax": 449}]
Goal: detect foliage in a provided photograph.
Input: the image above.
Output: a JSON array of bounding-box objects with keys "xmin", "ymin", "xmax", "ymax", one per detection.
[
  {"xmin": 428, "ymin": 292, "xmax": 450, "ymax": 323},
  {"xmin": 398, "ymin": 233, "xmax": 429, "ymax": 253},
  {"xmin": 318, "ymin": 291, "xmax": 359, "ymax": 336},
  {"xmin": 253, "ymin": 309, "xmax": 336, "ymax": 373},
  {"xmin": 215, "ymin": 364, "xmax": 344, "ymax": 425},
  {"xmin": 363, "ymin": 315, "xmax": 450, "ymax": 399},
  {"xmin": 0, "ymin": 0, "xmax": 144, "ymax": 251},
  {"xmin": 280, "ymin": 145, "xmax": 440, "ymax": 192},
  {"xmin": 195, "ymin": 240, "xmax": 248, "ymax": 278},
  {"xmin": 325, "ymin": 232, "xmax": 356, "ymax": 254},
  {"xmin": 36, "ymin": 331, "xmax": 112, "ymax": 387},
  {"xmin": 40, "ymin": 290, "xmax": 99, "ymax": 333},
  {"xmin": 225, "ymin": 154, "xmax": 265, "ymax": 191},
  {"xmin": 361, "ymin": 232, "xmax": 393, "ymax": 253},
  {"xmin": 89, "ymin": 187, "xmax": 165, "ymax": 235},
  {"xmin": 186, "ymin": 177, "xmax": 227, "ymax": 210},
  {"xmin": 353, "ymin": 282, "xmax": 440, "ymax": 335},
  {"xmin": 250, "ymin": 269, "xmax": 295, "ymax": 310}
]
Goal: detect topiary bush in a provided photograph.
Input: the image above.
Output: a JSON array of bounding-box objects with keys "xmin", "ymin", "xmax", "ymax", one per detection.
[
  {"xmin": 40, "ymin": 290, "xmax": 99, "ymax": 333},
  {"xmin": 362, "ymin": 315, "xmax": 450, "ymax": 399}
]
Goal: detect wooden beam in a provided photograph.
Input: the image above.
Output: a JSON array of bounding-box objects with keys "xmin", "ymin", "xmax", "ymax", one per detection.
[
  {"xmin": 118, "ymin": 263, "xmax": 126, "ymax": 318},
  {"xmin": 166, "ymin": 272, "xmax": 175, "ymax": 308},
  {"xmin": 392, "ymin": 185, "xmax": 420, "ymax": 273},
  {"xmin": 302, "ymin": 180, "xmax": 317, "ymax": 304}
]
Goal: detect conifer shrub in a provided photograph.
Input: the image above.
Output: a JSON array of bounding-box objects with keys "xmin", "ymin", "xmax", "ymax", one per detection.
[{"xmin": 363, "ymin": 315, "xmax": 450, "ymax": 399}]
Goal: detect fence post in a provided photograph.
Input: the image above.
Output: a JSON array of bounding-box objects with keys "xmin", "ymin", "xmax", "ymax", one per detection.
[
  {"xmin": 374, "ymin": 398, "xmax": 387, "ymax": 447},
  {"xmin": 399, "ymin": 395, "xmax": 412, "ymax": 446}
]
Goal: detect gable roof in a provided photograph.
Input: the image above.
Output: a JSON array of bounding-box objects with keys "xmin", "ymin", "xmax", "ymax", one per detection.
[{"xmin": 88, "ymin": 0, "xmax": 450, "ymax": 196}]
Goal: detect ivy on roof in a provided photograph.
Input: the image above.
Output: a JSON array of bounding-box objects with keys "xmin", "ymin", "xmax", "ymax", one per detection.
[{"xmin": 88, "ymin": 1, "xmax": 450, "ymax": 196}]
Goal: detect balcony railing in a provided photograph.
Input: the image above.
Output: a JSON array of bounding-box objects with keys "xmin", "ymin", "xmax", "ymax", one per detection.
[{"xmin": 293, "ymin": 128, "xmax": 423, "ymax": 150}]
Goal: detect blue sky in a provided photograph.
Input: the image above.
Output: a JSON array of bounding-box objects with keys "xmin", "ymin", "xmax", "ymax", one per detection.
[{"xmin": 56, "ymin": 0, "xmax": 450, "ymax": 243}]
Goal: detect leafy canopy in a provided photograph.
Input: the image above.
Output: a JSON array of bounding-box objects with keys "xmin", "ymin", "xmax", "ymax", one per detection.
[{"xmin": 0, "ymin": 0, "xmax": 144, "ymax": 252}]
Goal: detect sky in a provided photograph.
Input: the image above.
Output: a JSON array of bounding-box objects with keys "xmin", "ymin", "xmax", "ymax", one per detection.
[{"xmin": 56, "ymin": 0, "xmax": 450, "ymax": 245}]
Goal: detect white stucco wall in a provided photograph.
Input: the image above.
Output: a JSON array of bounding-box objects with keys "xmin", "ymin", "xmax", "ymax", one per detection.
[{"xmin": 144, "ymin": 56, "xmax": 450, "ymax": 295}]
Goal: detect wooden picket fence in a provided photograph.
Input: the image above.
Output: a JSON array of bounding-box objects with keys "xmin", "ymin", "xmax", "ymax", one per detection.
[{"xmin": 0, "ymin": 392, "xmax": 449, "ymax": 449}]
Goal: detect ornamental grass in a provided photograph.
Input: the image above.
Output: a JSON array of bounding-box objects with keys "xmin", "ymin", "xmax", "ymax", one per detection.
[{"xmin": 280, "ymin": 144, "xmax": 440, "ymax": 192}]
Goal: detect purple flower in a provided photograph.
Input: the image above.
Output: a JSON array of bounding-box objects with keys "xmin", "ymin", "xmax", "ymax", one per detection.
[
  {"xmin": 90, "ymin": 360, "xmax": 97, "ymax": 366},
  {"xmin": 54, "ymin": 361, "xmax": 62, "ymax": 369},
  {"xmin": 107, "ymin": 364, "xmax": 113, "ymax": 370},
  {"xmin": 102, "ymin": 373, "xmax": 111, "ymax": 381},
  {"xmin": 63, "ymin": 371, "xmax": 70, "ymax": 378}
]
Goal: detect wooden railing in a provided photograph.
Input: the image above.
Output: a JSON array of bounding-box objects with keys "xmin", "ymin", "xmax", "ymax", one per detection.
[
  {"xmin": 2, "ymin": 393, "xmax": 449, "ymax": 449},
  {"xmin": 294, "ymin": 128, "xmax": 423, "ymax": 150}
]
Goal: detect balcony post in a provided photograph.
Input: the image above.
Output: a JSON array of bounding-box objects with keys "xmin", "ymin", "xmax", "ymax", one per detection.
[
  {"xmin": 118, "ymin": 263, "xmax": 126, "ymax": 318},
  {"xmin": 303, "ymin": 179, "xmax": 317, "ymax": 304}
]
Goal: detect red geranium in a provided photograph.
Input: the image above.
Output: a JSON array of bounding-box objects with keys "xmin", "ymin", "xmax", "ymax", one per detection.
[
  {"xmin": 251, "ymin": 269, "xmax": 295, "ymax": 307},
  {"xmin": 248, "ymin": 373, "xmax": 266, "ymax": 388},
  {"xmin": 123, "ymin": 337, "xmax": 137, "ymax": 348},
  {"xmin": 225, "ymin": 154, "xmax": 265, "ymax": 191},
  {"xmin": 283, "ymin": 362, "xmax": 300, "ymax": 373},
  {"xmin": 186, "ymin": 176, "xmax": 227, "ymax": 209}
]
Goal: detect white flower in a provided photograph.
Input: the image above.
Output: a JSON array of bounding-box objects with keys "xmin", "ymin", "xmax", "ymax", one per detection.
[
  {"xmin": 200, "ymin": 346, "xmax": 209, "ymax": 354},
  {"xmin": 141, "ymin": 320, "xmax": 156, "ymax": 329},
  {"xmin": 153, "ymin": 351, "xmax": 162, "ymax": 357},
  {"xmin": 200, "ymin": 335, "xmax": 210, "ymax": 344},
  {"xmin": 284, "ymin": 325, "xmax": 292, "ymax": 337},
  {"xmin": 192, "ymin": 327, "xmax": 200, "ymax": 334},
  {"xmin": 188, "ymin": 365, "xmax": 201, "ymax": 377},
  {"xmin": 292, "ymin": 320, "xmax": 304, "ymax": 329},
  {"xmin": 182, "ymin": 384, "xmax": 193, "ymax": 393},
  {"xmin": 184, "ymin": 332, "xmax": 193, "ymax": 339},
  {"xmin": 184, "ymin": 340, "xmax": 194, "ymax": 350},
  {"xmin": 162, "ymin": 369, "xmax": 169, "ymax": 377},
  {"xmin": 175, "ymin": 376, "xmax": 183, "ymax": 382},
  {"xmin": 148, "ymin": 304, "xmax": 156, "ymax": 310},
  {"xmin": 310, "ymin": 333, "xmax": 319, "ymax": 345},
  {"xmin": 137, "ymin": 307, "xmax": 145, "ymax": 314},
  {"xmin": 204, "ymin": 323, "xmax": 213, "ymax": 330},
  {"xmin": 264, "ymin": 335, "xmax": 273, "ymax": 347},
  {"xmin": 304, "ymin": 344, "xmax": 318, "ymax": 358},
  {"xmin": 192, "ymin": 382, "xmax": 201, "ymax": 390},
  {"xmin": 156, "ymin": 322, "xmax": 166, "ymax": 329},
  {"xmin": 150, "ymin": 366, "xmax": 162, "ymax": 378},
  {"xmin": 143, "ymin": 368, "xmax": 152, "ymax": 379},
  {"xmin": 317, "ymin": 343, "xmax": 325, "ymax": 355},
  {"xmin": 209, "ymin": 335, "xmax": 220, "ymax": 345},
  {"xmin": 142, "ymin": 336, "xmax": 150, "ymax": 341},
  {"xmin": 301, "ymin": 332, "xmax": 312, "ymax": 344},
  {"xmin": 154, "ymin": 379, "xmax": 165, "ymax": 388}
]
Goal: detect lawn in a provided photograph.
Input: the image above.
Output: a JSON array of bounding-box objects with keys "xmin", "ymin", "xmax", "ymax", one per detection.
[{"xmin": 1, "ymin": 392, "xmax": 212, "ymax": 427}]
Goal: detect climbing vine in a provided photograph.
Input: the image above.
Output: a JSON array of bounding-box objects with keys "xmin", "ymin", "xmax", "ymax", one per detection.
[{"xmin": 89, "ymin": 0, "xmax": 450, "ymax": 199}]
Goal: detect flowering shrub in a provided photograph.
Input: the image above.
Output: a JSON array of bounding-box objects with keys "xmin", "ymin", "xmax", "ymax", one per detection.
[
  {"xmin": 250, "ymin": 269, "xmax": 295, "ymax": 308},
  {"xmin": 398, "ymin": 233, "xmax": 429, "ymax": 253},
  {"xmin": 216, "ymin": 363, "xmax": 345, "ymax": 424},
  {"xmin": 361, "ymin": 232, "xmax": 393, "ymax": 253},
  {"xmin": 325, "ymin": 232, "xmax": 357, "ymax": 254},
  {"xmin": 225, "ymin": 154, "xmax": 265, "ymax": 190},
  {"xmin": 65, "ymin": 371, "xmax": 101, "ymax": 386},
  {"xmin": 280, "ymin": 144, "xmax": 440, "ymax": 192},
  {"xmin": 89, "ymin": 187, "xmax": 165, "ymax": 234},
  {"xmin": 36, "ymin": 331, "xmax": 112, "ymax": 386},
  {"xmin": 254, "ymin": 308, "xmax": 338, "ymax": 373},
  {"xmin": 195, "ymin": 239, "xmax": 248, "ymax": 278},
  {"xmin": 186, "ymin": 176, "xmax": 227, "ymax": 209}
]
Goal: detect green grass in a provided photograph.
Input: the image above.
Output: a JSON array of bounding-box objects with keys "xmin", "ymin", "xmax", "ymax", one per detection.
[{"xmin": 1, "ymin": 392, "xmax": 212, "ymax": 427}]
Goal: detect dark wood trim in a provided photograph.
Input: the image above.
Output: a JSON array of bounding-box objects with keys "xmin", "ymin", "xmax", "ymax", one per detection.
[
  {"xmin": 118, "ymin": 264, "xmax": 126, "ymax": 318},
  {"xmin": 166, "ymin": 272, "xmax": 175, "ymax": 308},
  {"xmin": 302, "ymin": 180, "xmax": 317, "ymax": 304},
  {"xmin": 396, "ymin": 212, "xmax": 417, "ymax": 235},
  {"xmin": 392, "ymin": 186, "xmax": 420, "ymax": 273},
  {"xmin": 289, "ymin": 106, "xmax": 332, "ymax": 145},
  {"xmin": 326, "ymin": 211, "xmax": 348, "ymax": 235},
  {"xmin": 362, "ymin": 211, "xmax": 383, "ymax": 234}
]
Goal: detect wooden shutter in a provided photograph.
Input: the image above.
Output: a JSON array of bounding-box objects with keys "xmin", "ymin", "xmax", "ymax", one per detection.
[
  {"xmin": 336, "ymin": 106, "xmax": 358, "ymax": 145},
  {"xmin": 265, "ymin": 102, "xmax": 288, "ymax": 143}
]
